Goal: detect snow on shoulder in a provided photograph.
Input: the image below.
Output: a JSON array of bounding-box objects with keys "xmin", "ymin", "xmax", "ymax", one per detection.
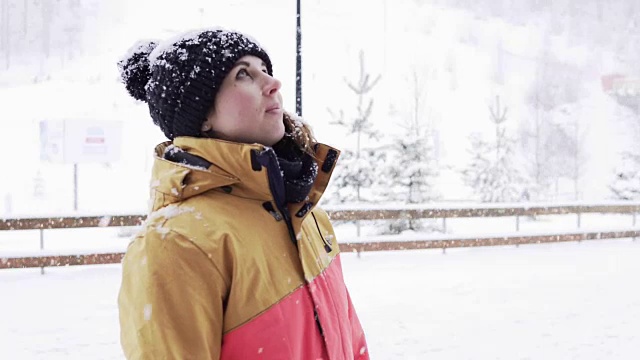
[{"xmin": 146, "ymin": 204, "xmax": 195, "ymax": 223}]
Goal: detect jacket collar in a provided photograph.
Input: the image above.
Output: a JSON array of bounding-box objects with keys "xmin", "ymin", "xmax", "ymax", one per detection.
[{"xmin": 149, "ymin": 137, "xmax": 340, "ymax": 220}]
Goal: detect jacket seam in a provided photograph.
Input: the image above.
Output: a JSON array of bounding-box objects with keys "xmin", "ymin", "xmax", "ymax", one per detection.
[
  {"xmin": 211, "ymin": 190, "xmax": 273, "ymax": 202},
  {"xmin": 222, "ymin": 283, "xmax": 307, "ymax": 334}
]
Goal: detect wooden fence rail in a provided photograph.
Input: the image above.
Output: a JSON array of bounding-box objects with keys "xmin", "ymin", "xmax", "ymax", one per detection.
[
  {"xmin": 2, "ymin": 203, "xmax": 640, "ymax": 230},
  {"xmin": 2, "ymin": 203, "xmax": 640, "ymax": 269}
]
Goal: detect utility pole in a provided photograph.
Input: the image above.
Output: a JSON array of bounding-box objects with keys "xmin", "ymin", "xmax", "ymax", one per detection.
[{"xmin": 296, "ymin": 0, "xmax": 302, "ymax": 116}]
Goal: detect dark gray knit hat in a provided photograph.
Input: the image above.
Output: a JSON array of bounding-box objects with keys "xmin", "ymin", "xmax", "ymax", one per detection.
[{"xmin": 118, "ymin": 28, "xmax": 273, "ymax": 140}]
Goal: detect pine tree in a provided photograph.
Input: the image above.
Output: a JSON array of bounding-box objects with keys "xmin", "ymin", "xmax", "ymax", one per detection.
[
  {"xmin": 376, "ymin": 70, "xmax": 440, "ymax": 234},
  {"xmin": 386, "ymin": 127, "xmax": 438, "ymax": 204},
  {"xmin": 462, "ymin": 96, "xmax": 526, "ymax": 202},
  {"xmin": 327, "ymin": 50, "xmax": 382, "ymax": 204},
  {"xmin": 325, "ymin": 50, "xmax": 383, "ymax": 238},
  {"xmin": 383, "ymin": 70, "xmax": 439, "ymax": 205},
  {"xmin": 330, "ymin": 148, "xmax": 386, "ymax": 204},
  {"xmin": 378, "ymin": 123, "xmax": 439, "ymax": 233}
]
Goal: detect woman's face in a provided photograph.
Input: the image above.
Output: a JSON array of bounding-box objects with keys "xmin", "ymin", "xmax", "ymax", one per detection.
[{"xmin": 202, "ymin": 55, "xmax": 285, "ymax": 146}]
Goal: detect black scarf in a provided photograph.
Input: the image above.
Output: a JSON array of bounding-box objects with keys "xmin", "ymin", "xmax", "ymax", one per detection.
[{"xmin": 272, "ymin": 134, "xmax": 318, "ymax": 204}]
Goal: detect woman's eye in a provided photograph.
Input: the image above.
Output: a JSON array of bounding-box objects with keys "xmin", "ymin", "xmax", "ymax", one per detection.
[{"xmin": 236, "ymin": 69, "xmax": 250, "ymax": 79}]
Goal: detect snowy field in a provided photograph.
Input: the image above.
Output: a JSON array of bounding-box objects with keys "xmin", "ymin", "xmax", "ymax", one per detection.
[{"xmin": 1, "ymin": 238, "xmax": 639, "ymax": 359}]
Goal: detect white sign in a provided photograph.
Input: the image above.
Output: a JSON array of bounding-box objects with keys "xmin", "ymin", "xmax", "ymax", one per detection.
[{"xmin": 40, "ymin": 120, "xmax": 123, "ymax": 164}]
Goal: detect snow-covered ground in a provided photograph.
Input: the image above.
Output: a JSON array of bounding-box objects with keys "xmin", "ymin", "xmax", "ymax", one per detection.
[{"xmin": 1, "ymin": 238, "xmax": 639, "ymax": 359}]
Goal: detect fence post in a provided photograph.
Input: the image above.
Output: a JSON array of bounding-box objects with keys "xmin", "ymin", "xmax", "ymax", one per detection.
[
  {"xmin": 442, "ymin": 217, "xmax": 447, "ymax": 233},
  {"xmin": 516, "ymin": 215, "xmax": 520, "ymax": 232},
  {"xmin": 40, "ymin": 229, "xmax": 45, "ymax": 275},
  {"xmin": 634, "ymin": 213, "xmax": 637, "ymax": 241},
  {"xmin": 576, "ymin": 213, "xmax": 583, "ymax": 243},
  {"xmin": 577, "ymin": 213, "xmax": 581, "ymax": 229}
]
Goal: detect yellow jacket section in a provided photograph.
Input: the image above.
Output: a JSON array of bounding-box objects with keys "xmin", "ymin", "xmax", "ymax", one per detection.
[{"xmin": 119, "ymin": 137, "xmax": 341, "ymax": 359}]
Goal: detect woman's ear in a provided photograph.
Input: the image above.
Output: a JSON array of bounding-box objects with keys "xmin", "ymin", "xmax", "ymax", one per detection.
[
  {"xmin": 201, "ymin": 117, "xmax": 217, "ymax": 138},
  {"xmin": 203, "ymin": 104, "xmax": 217, "ymax": 132}
]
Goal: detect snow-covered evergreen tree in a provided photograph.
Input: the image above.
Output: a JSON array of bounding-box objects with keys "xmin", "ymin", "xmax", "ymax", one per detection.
[
  {"xmin": 382, "ymin": 70, "xmax": 439, "ymax": 205},
  {"xmin": 375, "ymin": 70, "xmax": 441, "ymax": 234},
  {"xmin": 327, "ymin": 50, "xmax": 382, "ymax": 204},
  {"xmin": 462, "ymin": 96, "xmax": 527, "ymax": 202},
  {"xmin": 385, "ymin": 127, "xmax": 438, "ymax": 204},
  {"xmin": 376, "ymin": 123, "xmax": 440, "ymax": 233},
  {"xmin": 331, "ymin": 148, "xmax": 386, "ymax": 203}
]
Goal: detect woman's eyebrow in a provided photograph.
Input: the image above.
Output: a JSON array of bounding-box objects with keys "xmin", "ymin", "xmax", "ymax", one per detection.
[
  {"xmin": 233, "ymin": 60, "xmax": 251, "ymax": 68},
  {"xmin": 233, "ymin": 60, "xmax": 267, "ymax": 69}
]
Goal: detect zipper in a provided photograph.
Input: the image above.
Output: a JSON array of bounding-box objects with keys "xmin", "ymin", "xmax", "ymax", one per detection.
[
  {"xmin": 311, "ymin": 212, "xmax": 332, "ymax": 253},
  {"xmin": 255, "ymin": 148, "xmax": 298, "ymax": 246},
  {"xmin": 279, "ymin": 204, "xmax": 297, "ymax": 246},
  {"xmin": 254, "ymin": 147, "xmax": 327, "ymax": 343},
  {"xmin": 314, "ymin": 308, "xmax": 325, "ymax": 339}
]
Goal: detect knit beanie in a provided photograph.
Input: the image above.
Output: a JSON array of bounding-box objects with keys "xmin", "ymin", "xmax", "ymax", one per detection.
[{"xmin": 117, "ymin": 28, "xmax": 273, "ymax": 140}]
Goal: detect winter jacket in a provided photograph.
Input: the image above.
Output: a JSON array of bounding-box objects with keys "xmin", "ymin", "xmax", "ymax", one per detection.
[{"xmin": 118, "ymin": 137, "xmax": 369, "ymax": 360}]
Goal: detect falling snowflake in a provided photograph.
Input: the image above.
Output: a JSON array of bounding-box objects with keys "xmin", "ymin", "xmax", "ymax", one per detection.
[
  {"xmin": 143, "ymin": 304, "xmax": 152, "ymax": 320},
  {"xmin": 98, "ymin": 216, "xmax": 111, "ymax": 227},
  {"xmin": 155, "ymin": 224, "xmax": 170, "ymax": 239}
]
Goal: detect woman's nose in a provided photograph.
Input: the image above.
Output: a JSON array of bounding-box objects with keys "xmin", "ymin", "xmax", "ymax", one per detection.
[{"xmin": 263, "ymin": 76, "xmax": 281, "ymax": 96}]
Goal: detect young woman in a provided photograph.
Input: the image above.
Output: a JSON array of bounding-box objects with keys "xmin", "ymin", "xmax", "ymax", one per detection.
[{"xmin": 117, "ymin": 28, "xmax": 369, "ymax": 359}]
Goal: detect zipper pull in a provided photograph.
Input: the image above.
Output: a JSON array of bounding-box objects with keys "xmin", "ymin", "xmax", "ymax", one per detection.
[{"xmin": 261, "ymin": 202, "xmax": 282, "ymax": 221}]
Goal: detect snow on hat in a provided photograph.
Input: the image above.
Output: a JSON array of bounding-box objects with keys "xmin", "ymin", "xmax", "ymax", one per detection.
[{"xmin": 118, "ymin": 28, "xmax": 273, "ymax": 140}]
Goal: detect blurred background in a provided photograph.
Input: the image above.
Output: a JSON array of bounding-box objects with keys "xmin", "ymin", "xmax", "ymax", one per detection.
[{"xmin": 2, "ymin": 0, "xmax": 640, "ymax": 217}]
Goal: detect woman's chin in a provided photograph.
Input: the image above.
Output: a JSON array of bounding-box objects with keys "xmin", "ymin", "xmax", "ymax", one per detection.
[{"xmin": 264, "ymin": 134, "xmax": 284, "ymax": 147}]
